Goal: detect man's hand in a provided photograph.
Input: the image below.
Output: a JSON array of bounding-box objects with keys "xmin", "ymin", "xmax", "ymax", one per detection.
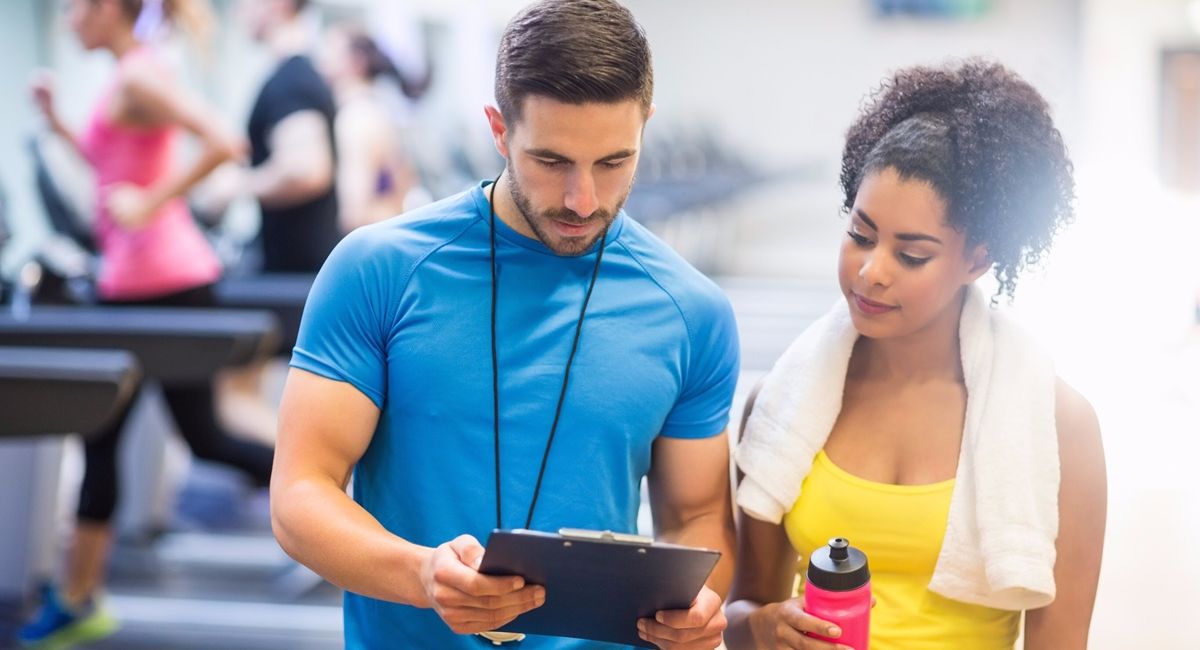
[
  {"xmin": 637, "ymin": 585, "xmax": 726, "ymax": 649},
  {"xmin": 418, "ymin": 534, "xmax": 545, "ymax": 635}
]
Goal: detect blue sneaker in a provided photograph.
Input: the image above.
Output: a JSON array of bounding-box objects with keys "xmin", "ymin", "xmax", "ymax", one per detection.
[{"xmin": 16, "ymin": 585, "xmax": 118, "ymax": 649}]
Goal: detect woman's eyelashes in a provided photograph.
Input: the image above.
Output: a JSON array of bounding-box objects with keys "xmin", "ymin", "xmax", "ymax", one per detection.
[
  {"xmin": 846, "ymin": 231, "xmax": 932, "ymax": 267},
  {"xmin": 899, "ymin": 253, "xmax": 931, "ymax": 267}
]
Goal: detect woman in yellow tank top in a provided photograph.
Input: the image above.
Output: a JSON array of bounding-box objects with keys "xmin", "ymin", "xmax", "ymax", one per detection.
[{"xmin": 725, "ymin": 61, "xmax": 1106, "ymax": 650}]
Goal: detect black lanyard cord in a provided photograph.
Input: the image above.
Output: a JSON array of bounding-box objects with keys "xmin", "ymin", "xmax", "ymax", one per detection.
[{"xmin": 488, "ymin": 177, "xmax": 606, "ymax": 531}]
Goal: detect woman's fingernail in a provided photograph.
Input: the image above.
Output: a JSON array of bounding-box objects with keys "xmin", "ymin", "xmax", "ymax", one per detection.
[
  {"xmin": 637, "ymin": 620, "xmax": 646, "ymax": 633},
  {"xmin": 828, "ymin": 625, "xmax": 842, "ymax": 637}
]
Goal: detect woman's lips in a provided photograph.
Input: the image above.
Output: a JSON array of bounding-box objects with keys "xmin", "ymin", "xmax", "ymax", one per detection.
[{"xmin": 852, "ymin": 292, "xmax": 898, "ymax": 315}]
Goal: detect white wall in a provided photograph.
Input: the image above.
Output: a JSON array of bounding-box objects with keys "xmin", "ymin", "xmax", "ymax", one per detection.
[{"xmin": 626, "ymin": 0, "xmax": 1083, "ymax": 173}]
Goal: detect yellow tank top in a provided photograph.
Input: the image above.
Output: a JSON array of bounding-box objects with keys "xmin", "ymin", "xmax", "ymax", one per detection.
[{"xmin": 783, "ymin": 450, "xmax": 1019, "ymax": 649}]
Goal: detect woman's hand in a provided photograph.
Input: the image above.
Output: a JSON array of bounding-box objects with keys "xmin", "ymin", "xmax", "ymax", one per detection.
[
  {"xmin": 106, "ymin": 183, "xmax": 158, "ymax": 230},
  {"xmin": 748, "ymin": 598, "xmax": 853, "ymax": 650},
  {"xmin": 30, "ymin": 71, "xmax": 58, "ymax": 122}
]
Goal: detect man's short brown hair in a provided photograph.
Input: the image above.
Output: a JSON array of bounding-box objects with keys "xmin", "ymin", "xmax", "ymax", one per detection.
[{"xmin": 494, "ymin": 0, "xmax": 653, "ymax": 123}]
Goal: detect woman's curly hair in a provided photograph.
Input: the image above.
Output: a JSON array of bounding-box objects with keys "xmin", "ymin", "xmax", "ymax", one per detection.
[{"xmin": 839, "ymin": 59, "xmax": 1074, "ymax": 298}]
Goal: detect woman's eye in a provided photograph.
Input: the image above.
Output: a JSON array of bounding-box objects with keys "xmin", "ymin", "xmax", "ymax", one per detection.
[{"xmin": 847, "ymin": 231, "xmax": 873, "ymax": 247}]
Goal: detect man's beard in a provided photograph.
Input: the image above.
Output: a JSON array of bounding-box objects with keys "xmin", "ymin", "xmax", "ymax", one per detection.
[{"xmin": 507, "ymin": 163, "xmax": 631, "ymax": 256}]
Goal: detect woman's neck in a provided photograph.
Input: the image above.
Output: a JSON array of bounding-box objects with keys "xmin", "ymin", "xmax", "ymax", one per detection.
[
  {"xmin": 107, "ymin": 28, "xmax": 139, "ymax": 59},
  {"xmin": 850, "ymin": 287, "xmax": 968, "ymax": 383},
  {"xmin": 334, "ymin": 76, "xmax": 372, "ymax": 105}
]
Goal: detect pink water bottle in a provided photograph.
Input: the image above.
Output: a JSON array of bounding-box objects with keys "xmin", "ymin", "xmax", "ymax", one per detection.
[{"xmin": 802, "ymin": 537, "xmax": 871, "ymax": 650}]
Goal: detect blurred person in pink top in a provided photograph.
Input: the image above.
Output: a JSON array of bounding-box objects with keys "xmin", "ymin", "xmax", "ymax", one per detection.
[
  {"xmin": 19, "ymin": 1, "xmax": 274, "ymax": 647},
  {"xmin": 34, "ymin": 0, "xmax": 233, "ymax": 301}
]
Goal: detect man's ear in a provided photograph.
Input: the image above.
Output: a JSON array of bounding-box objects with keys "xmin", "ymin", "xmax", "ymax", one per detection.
[
  {"xmin": 966, "ymin": 243, "xmax": 991, "ymax": 283},
  {"xmin": 484, "ymin": 105, "xmax": 510, "ymax": 159}
]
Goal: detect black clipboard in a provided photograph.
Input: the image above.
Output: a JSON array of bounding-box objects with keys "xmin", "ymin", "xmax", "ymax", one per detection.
[{"xmin": 478, "ymin": 528, "xmax": 720, "ymax": 648}]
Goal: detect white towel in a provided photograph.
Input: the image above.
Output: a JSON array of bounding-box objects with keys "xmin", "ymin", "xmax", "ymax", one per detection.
[{"xmin": 735, "ymin": 285, "xmax": 1059, "ymax": 611}]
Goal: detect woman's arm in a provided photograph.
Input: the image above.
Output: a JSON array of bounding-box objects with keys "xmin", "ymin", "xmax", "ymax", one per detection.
[
  {"xmin": 31, "ymin": 72, "xmax": 86, "ymax": 161},
  {"xmin": 110, "ymin": 60, "xmax": 243, "ymax": 227},
  {"xmin": 1024, "ymin": 378, "xmax": 1107, "ymax": 649},
  {"xmin": 334, "ymin": 102, "xmax": 381, "ymax": 233},
  {"xmin": 726, "ymin": 383, "xmax": 849, "ymax": 650},
  {"xmin": 725, "ymin": 511, "xmax": 800, "ymax": 649}
]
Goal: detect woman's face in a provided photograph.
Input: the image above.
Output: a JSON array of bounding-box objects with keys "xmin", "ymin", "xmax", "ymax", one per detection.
[
  {"xmin": 65, "ymin": 0, "xmax": 120, "ymax": 51},
  {"xmin": 316, "ymin": 28, "xmax": 360, "ymax": 84},
  {"xmin": 837, "ymin": 166, "xmax": 990, "ymax": 340}
]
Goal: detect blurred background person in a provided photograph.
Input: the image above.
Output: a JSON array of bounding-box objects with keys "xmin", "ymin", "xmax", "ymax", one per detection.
[
  {"xmin": 200, "ymin": 0, "xmax": 340, "ymax": 274},
  {"xmin": 317, "ymin": 23, "xmax": 431, "ymax": 232},
  {"xmin": 17, "ymin": 0, "xmax": 275, "ymax": 647},
  {"xmin": 199, "ymin": 0, "xmax": 344, "ymax": 460}
]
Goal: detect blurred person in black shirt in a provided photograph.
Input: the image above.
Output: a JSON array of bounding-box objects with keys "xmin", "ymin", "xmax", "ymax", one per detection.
[{"xmin": 203, "ymin": 0, "xmax": 340, "ymax": 273}]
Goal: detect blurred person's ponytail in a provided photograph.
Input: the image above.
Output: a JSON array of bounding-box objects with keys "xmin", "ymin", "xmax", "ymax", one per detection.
[
  {"xmin": 116, "ymin": 0, "xmax": 215, "ymax": 55},
  {"xmin": 161, "ymin": 0, "xmax": 215, "ymax": 49},
  {"xmin": 348, "ymin": 29, "xmax": 432, "ymax": 101}
]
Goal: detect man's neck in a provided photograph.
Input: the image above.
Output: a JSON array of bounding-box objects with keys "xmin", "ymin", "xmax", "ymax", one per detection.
[{"xmin": 266, "ymin": 19, "xmax": 309, "ymax": 60}]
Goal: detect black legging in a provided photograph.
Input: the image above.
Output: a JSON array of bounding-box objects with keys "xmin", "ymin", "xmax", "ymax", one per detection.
[{"xmin": 76, "ymin": 284, "xmax": 274, "ymax": 523}]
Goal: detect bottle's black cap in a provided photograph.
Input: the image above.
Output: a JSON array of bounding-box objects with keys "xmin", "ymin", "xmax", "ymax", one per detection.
[{"xmin": 806, "ymin": 537, "xmax": 870, "ymax": 592}]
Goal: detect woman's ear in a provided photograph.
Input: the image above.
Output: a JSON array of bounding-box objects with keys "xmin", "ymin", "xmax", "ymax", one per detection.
[{"xmin": 966, "ymin": 243, "xmax": 991, "ymax": 283}]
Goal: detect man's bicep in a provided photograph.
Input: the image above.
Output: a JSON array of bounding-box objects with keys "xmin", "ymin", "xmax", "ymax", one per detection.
[
  {"xmin": 268, "ymin": 110, "xmax": 334, "ymax": 177},
  {"xmin": 647, "ymin": 432, "xmax": 732, "ymax": 523},
  {"xmin": 276, "ymin": 367, "xmax": 381, "ymax": 489}
]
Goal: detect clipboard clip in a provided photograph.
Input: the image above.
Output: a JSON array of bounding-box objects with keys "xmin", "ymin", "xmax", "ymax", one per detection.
[{"xmin": 557, "ymin": 528, "xmax": 654, "ymax": 545}]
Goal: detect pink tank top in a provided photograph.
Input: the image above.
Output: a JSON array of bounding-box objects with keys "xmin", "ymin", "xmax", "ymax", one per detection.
[{"xmin": 80, "ymin": 46, "xmax": 221, "ymax": 301}]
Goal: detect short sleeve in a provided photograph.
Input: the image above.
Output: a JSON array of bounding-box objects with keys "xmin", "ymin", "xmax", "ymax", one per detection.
[
  {"xmin": 260, "ymin": 59, "xmax": 333, "ymax": 135},
  {"xmin": 659, "ymin": 288, "xmax": 741, "ymax": 439},
  {"xmin": 290, "ymin": 230, "xmax": 392, "ymax": 408}
]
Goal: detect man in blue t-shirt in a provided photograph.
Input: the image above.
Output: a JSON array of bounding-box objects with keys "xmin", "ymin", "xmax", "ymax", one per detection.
[{"xmin": 270, "ymin": 2, "xmax": 740, "ymax": 648}]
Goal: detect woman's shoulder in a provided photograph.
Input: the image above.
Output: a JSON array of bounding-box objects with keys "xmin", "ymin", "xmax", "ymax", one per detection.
[
  {"xmin": 1055, "ymin": 378, "xmax": 1099, "ymax": 440},
  {"xmin": 335, "ymin": 97, "xmax": 390, "ymax": 141},
  {"xmin": 1054, "ymin": 377, "xmax": 1104, "ymax": 477},
  {"xmin": 340, "ymin": 94, "xmax": 390, "ymax": 124},
  {"xmin": 113, "ymin": 49, "xmax": 176, "ymax": 102}
]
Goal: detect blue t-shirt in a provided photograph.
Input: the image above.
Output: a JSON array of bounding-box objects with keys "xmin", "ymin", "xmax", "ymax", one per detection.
[{"xmin": 291, "ymin": 182, "xmax": 740, "ymax": 649}]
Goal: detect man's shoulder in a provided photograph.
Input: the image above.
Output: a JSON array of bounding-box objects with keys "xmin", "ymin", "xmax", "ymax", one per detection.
[
  {"xmin": 332, "ymin": 190, "xmax": 482, "ymax": 270},
  {"xmin": 273, "ymin": 55, "xmax": 322, "ymax": 83},
  {"xmin": 259, "ymin": 56, "xmax": 333, "ymax": 106},
  {"xmin": 615, "ymin": 217, "xmax": 731, "ymax": 319}
]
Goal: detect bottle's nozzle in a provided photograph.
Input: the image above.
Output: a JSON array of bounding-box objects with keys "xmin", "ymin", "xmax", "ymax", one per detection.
[{"xmin": 828, "ymin": 537, "xmax": 850, "ymax": 563}]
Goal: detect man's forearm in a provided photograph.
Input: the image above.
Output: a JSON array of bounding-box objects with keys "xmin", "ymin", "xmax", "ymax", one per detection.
[
  {"xmin": 659, "ymin": 511, "xmax": 736, "ymax": 597},
  {"xmin": 272, "ymin": 476, "xmax": 432, "ymax": 606},
  {"xmin": 247, "ymin": 159, "xmax": 332, "ymax": 209}
]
